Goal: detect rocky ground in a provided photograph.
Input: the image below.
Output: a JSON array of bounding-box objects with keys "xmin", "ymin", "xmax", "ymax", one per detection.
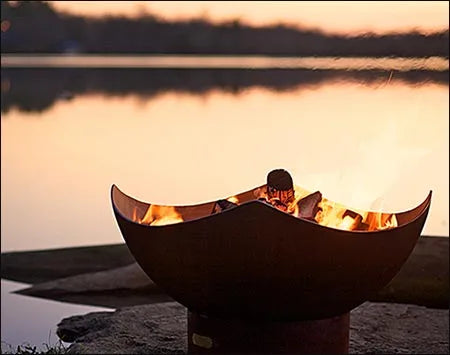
[
  {"xmin": 56, "ymin": 301, "xmax": 449, "ymax": 354},
  {"xmin": 2, "ymin": 236, "xmax": 448, "ymax": 353},
  {"xmin": 2, "ymin": 236, "xmax": 448, "ymax": 309}
]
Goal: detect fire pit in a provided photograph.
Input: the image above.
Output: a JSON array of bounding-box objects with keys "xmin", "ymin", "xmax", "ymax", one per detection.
[{"xmin": 111, "ymin": 170, "xmax": 431, "ymax": 354}]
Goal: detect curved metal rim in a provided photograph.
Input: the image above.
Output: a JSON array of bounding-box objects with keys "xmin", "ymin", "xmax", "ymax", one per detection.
[{"xmin": 111, "ymin": 184, "xmax": 432, "ymax": 235}]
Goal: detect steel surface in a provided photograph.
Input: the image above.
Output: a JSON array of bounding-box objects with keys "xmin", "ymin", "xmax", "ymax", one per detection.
[{"xmin": 111, "ymin": 184, "xmax": 431, "ymax": 320}]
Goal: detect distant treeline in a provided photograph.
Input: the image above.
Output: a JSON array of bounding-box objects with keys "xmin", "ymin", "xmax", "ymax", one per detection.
[
  {"xmin": 1, "ymin": 68, "xmax": 448, "ymax": 114},
  {"xmin": 1, "ymin": 1, "xmax": 449, "ymax": 57}
]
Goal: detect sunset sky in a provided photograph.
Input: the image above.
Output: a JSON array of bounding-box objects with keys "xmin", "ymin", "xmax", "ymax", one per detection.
[{"xmin": 48, "ymin": 1, "xmax": 449, "ymax": 35}]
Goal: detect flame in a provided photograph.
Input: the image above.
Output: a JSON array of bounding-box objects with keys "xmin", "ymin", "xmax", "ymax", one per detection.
[
  {"xmin": 287, "ymin": 193, "xmax": 305, "ymax": 217},
  {"xmin": 315, "ymin": 199, "xmax": 350, "ymax": 230},
  {"xmin": 132, "ymin": 206, "xmax": 138, "ymax": 222},
  {"xmin": 265, "ymin": 183, "xmax": 399, "ymax": 231},
  {"xmin": 338, "ymin": 215, "xmax": 359, "ymax": 230},
  {"xmin": 138, "ymin": 204, "xmax": 183, "ymax": 226},
  {"xmin": 253, "ymin": 187, "xmax": 266, "ymax": 199},
  {"xmin": 290, "ymin": 185, "xmax": 311, "ymax": 217},
  {"xmin": 364, "ymin": 211, "xmax": 398, "ymax": 231},
  {"xmin": 130, "ymin": 184, "xmax": 398, "ymax": 231},
  {"xmin": 227, "ymin": 196, "xmax": 239, "ymax": 204},
  {"xmin": 314, "ymin": 198, "xmax": 398, "ymax": 231},
  {"xmin": 290, "ymin": 203, "xmax": 300, "ymax": 218},
  {"xmin": 385, "ymin": 214, "xmax": 398, "ymax": 228},
  {"xmin": 254, "ymin": 185, "xmax": 308, "ymax": 217}
]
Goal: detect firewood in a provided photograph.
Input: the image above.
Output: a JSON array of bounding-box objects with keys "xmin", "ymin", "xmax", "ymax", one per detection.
[
  {"xmin": 343, "ymin": 210, "xmax": 363, "ymax": 222},
  {"xmin": 211, "ymin": 199, "xmax": 238, "ymax": 214},
  {"xmin": 268, "ymin": 198, "xmax": 289, "ymax": 212},
  {"xmin": 357, "ymin": 222, "xmax": 370, "ymax": 231},
  {"xmin": 297, "ymin": 191, "xmax": 322, "ymax": 220},
  {"xmin": 266, "ymin": 169, "xmax": 295, "ymax": 206},
  {"xmin": 342, "ymin": 209, "xmax": 363, "ymax": 230}
]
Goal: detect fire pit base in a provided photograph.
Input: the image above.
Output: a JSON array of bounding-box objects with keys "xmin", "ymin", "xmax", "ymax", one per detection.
[{"xmin": 187, "ymin": 311, "xmax": 350, "ymax": 354}]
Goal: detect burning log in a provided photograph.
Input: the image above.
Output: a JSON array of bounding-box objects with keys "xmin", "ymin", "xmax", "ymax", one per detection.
[
  {"xmin": 264, "ymin": 170, "xmax": 324, "ymax": 220},
  {"xmin": 267, "ymin": 169, "xmax": 295, "ymax": 207},
  {"xmin": 296, "ymin": 191, "xmax": 322, "ymax": 221},
  {"xmin": 208, "ymin": 169, "xmax": 392, "ymax": 232},
  {"xmin": 357, "ymin": 222, "xmax": 370, "ymax": 231},
  {"xmin": 212, "ymin": 199, "xmax": 238, "ymax": 214},
  {"xmin": 341, "ymin": 209, "xmax": 363, "ymax": 230}
]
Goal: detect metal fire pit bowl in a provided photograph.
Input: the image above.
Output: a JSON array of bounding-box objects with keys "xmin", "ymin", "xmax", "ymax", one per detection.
[{"xmin": 111, "ymin": 184, "xmax": 431, "ymax": 321}]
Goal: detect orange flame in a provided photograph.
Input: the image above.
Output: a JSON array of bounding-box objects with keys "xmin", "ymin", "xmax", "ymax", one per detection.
[
  {"xmin": 227, "ymin": 196, "xmax": 240, "ymax": 204},
  {"xmin": 255, "ymin": 186, "xmax": 371, "ymax": 231},
  {"xmin": 138, "ymin": 204, "xmax": 183, "ymax": 226},
  {"xmin": 314, "ymin": 199, "xmax": 397, "ymax": 231},
  {"xmin": 131, "ymin": 184, "xmax": 398, "ymax": 231},
  {"xmin": 363, "ymin": 211, "xmax": 398, "ymax": 231},
  {"xmin": 315, "ymin": 199, "xmax": 353, "ymax": 230},
  {"xmin": 339, "ymin": 215, "xmax": 360, "ymax": 230}
]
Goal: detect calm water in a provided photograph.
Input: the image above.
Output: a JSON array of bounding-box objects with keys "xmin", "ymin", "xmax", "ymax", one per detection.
[
  {"xmin": 1, "ymin": 280, "xmax": 112, "ymax": 352},
  {"xmin": 1, "ymin": 56, "xmax": 449, "ymax": 251},
  {"xmin": 2, "ymin": 54, "xmax": 449, "ymax": 71}
]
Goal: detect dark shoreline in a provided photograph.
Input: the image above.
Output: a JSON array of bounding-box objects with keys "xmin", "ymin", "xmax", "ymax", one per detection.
[
  {"xmin": 1, "ymin": 236, "xmax": 448, "ymax": 309},
  {"xmin": 1, "ymin": 243, "xmax": 135, "ymax": 284}
]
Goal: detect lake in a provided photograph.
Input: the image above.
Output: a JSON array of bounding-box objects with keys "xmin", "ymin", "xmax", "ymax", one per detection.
[
  {"xmin": 1, "ymin": 279, "xmax": 112, "ymax": 352},
  {"xmin": 1, "ymin": 55, "xmax": 449, "ymax": 252},
  {"xmin": 0, "ymin": 54, "xmax": 449, "ymax": 352}
]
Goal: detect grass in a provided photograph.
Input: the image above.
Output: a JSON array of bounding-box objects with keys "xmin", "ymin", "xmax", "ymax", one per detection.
[{"xmin": 1, "ymin": 340, "xmax": 68, "ymax": 354}]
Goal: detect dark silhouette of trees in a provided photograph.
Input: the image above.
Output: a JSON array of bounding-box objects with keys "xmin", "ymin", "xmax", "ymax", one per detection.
[{"xmin": 1, "ymin": 1, "xmax": 448, "ymax": 57}]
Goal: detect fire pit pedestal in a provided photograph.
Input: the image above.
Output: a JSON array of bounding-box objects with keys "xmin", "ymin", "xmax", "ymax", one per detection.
[{"xmin": 187, "ymin": 311, "xmax": 350, "ymax": 354}]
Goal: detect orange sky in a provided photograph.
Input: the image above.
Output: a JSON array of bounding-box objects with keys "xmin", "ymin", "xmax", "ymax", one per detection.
[{"xmin": 47, "ymin": 1, "xmax": 449, "ymax": 35}]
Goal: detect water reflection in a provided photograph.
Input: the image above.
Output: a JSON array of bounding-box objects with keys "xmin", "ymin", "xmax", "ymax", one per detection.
[
  {"xmin": 1, "ymin": 279, "xmax": 112, "ymax": 352},
  {"xmin": 1, "ymin": 67, "xmax": 448, "ymax": 114},
  {"xmin": 1, "ymin": 78, "xmax": 448, "ymax": 252}
]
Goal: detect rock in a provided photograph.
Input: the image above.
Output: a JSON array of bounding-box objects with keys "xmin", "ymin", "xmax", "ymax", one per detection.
[
  {"xmin": 350, "ymin": 302, "xmax": 449, "ymax": 354},
  {"xmin": 1, "ymin": 244, "xmax": 135, "ymax": 284},
  {"xmin": 5, "ymin": 236, "xmax": 448, "ymax": 309},
  {"xmin": 57, "ymin": 302, "xmax": 449, "ymax": 354},
  {"xmin": 17, "ymin": 263, "xmax": 152, "ymax": 294},
  {"xmin": 58, "ymin": 303, "xmax": 186, "ymax": 354},
  {"xmin": 16, "ymin": 263, "xmax": 173, "ymax": 308},
  {"xmin": 369, "ymin": 236, "xmax": 449, "ymax": 309}
]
